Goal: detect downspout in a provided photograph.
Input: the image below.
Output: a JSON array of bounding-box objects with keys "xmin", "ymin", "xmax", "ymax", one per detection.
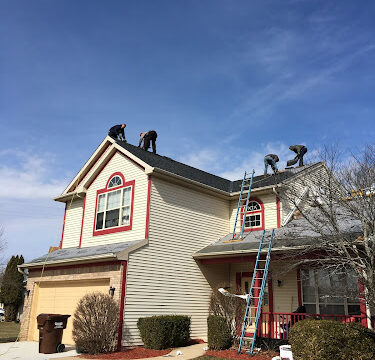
[{"xmin": 17, "ymin": 266, "xmax": 27, "ymax": 276}]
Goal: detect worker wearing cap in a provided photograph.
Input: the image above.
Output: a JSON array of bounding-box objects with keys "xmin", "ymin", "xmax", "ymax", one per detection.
[
  {"xmin": 138, "ymin": 130, "xmax": 158, "ymax": 154},
  {"xmin": 108, "ymin": 124, "xmax": 127, "ymax": 142},
  {"xmin": 264, "ymin": 154, "xmax": 279, "ymax": 175},
  {"xmin": 287, "ymin": 145, "xmax": 307, "ymax": 167}
]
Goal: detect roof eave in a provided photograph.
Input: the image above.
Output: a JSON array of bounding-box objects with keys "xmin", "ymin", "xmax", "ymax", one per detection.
[{"xmin": 192, "ymin": 245, "xmax": 308, "ymax": 259}]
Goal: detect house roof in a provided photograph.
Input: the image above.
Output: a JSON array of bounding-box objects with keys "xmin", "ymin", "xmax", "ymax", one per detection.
[
  {"xmin": 20, "ymin": 240, "xmax": 146, "ymax": 268},
  {"xmin": 115, "ymin": 140, "xmax": 321, "ymax": 193},
  {"xmin": 193, "ymin": 208, "xmax": 363, "ymax": 257}
]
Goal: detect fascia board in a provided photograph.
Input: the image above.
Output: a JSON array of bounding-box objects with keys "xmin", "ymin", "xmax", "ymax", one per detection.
[
  {"xmin": 150, "ymin": 168, "xmax": 230, "ymax": 199},
  {"xmin": 192, "ymin": 245, "xmax": 307, "ymax": 258},
  {"xmin": 62, "ymin": 137, "xmax": 113, "ymax": 195},
  {"xmin": 230, "ymin": 184, "xmax": 282, "ymax": 197},
  {"xmin": 19, "ymin": 253, "xmax": 117, "ymax": 269},
  {"xmin": 54, "ymin": 191, "xmax": 86, "ymax": 203}
]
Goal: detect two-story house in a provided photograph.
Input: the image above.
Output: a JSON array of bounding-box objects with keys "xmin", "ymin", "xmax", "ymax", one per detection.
[{"xmin": 18, "ymin": 136, "xmax": 368, "ymax": 348}]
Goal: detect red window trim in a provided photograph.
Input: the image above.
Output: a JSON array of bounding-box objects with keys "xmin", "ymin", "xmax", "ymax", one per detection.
[
  {"xmin": 59, "ymin": 203, "xmax": 67, "ymax": 248},
  {"xmin": 240, "ymin": 197, "xmax": 265, "ymax": 232},
  {"xmin": 93, "ymin": 172, "xmax": 135, "ymax": 236}
]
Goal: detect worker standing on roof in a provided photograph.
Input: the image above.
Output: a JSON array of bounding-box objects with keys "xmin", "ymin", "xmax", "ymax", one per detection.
[
  {"xmin": 287, "ymin": 145, "xmax": 307, "ymax": 167},
  {"xmin": 138, "ymin": 130, "xmax": 158, "ymax": 154},
  {"xmin": 264, "ymin": 154, "xmax": 279, "ymax": 175},
  {"xmin": 108, "ymin": 124, "xmax": 127, "ymax": 142}
]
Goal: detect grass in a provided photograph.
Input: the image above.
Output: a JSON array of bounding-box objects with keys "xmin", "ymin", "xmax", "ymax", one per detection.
[{"xmin": 0, "ymin": 322, "xmax": 20, "ymax": 343}]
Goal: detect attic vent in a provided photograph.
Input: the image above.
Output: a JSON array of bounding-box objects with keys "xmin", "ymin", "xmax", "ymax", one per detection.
[{"xmin": 108, "ymin": 175, "xmax": 123, "ymax": 188}]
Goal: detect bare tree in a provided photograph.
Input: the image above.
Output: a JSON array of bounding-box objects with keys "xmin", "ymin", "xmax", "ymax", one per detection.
[{"xmin": 278, "ymin": 145, "xmax": 375, "ymax": 328}]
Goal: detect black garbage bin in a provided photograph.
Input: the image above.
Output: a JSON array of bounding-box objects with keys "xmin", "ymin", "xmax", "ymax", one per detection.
[{"xmin": 37, "ymin": 313, "xmax": 71, "ymax": 354}]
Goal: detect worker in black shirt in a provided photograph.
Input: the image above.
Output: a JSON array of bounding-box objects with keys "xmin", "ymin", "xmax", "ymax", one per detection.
[
  {"xmin": 138, "ymin": 130, "xmax": 158, "ymax": 154},
  {"xmin": 264, "ymin": 154, "xmax": 279, "ymax": 175},
  {"xmin": 108, "ymin": 124, "xmax": 127, "ymax": 142}
]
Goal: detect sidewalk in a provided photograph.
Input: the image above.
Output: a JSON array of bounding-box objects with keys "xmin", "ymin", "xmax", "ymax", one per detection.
[{"xmin": 60, "ymin": 343, "xmax": 207, "ymax": 360}]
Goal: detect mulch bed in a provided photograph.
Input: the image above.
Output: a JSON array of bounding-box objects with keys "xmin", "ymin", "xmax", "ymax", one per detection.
[
  {"xmin": 206, "ymin": 349, "xmax": 278, "ymax": 360},
  {"xmin": 79, "ymin": 347, "xmax": 171, "ymax": 359}
]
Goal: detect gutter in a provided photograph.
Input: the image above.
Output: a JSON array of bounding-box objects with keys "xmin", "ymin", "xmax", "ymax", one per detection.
[
  {"xmin": 54, "ymin": 190, "xmax": 87, "ymax": 203},
  {"xmin": 192, "ymin": 245, "xmax": 308, "ymax": 259}
]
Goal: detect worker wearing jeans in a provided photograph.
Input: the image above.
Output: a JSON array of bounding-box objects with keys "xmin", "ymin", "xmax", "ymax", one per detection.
[{"xmin": 264, "ymin": 154, "xmax": 279, "ymax": 175}]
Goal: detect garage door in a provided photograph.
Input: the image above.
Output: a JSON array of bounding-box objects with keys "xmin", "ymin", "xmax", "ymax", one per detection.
[{"xmin": 29, "ymin": 279, "xmax": 110, "ymax": 344}]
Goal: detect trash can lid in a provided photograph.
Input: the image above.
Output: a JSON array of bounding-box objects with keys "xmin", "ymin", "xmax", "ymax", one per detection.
[{"xmin": 37, "ymin": 313, "xmax": 71, "ymax": 325}]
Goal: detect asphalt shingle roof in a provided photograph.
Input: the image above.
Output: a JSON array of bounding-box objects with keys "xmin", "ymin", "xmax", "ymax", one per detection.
[
  {"xmin": 116, "ymin": 140, "xmax": 319, "ymax": 193},
  {"xmin": 23, "ymin": 240, "xmax": 143, "ymax": 266},
  {"xmin": 194, "ymin": 207, "xmax": 362, "ymax": 256}
]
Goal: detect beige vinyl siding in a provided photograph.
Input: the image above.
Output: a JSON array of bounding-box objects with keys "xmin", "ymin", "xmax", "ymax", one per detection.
[
  {"xmin": 122, "ymin": 177, "xmax": 229, "ymax": 346},
  {"xmin": 270, "ymin": 263, "xmax": 299, "ymax": 313},
  {"xmin": 229, "ymin": 192, "xmax": 279, "ymax": 233},
  {"xmin": 61, "ymin": 198, "xmax": 84, "ymax": 248},
  {"xmin": 81, "ymin": 151, "xmax": 148, "ymax": 247}
]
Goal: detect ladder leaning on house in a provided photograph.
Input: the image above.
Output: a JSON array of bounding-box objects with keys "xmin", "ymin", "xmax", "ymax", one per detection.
[
  {"xmin": 238, "ymin": 229, "xmax": 275, "ymax": 355},
  {"xmin": 231, "ymin": 170, "xmax": 255, "ymax": 240}
]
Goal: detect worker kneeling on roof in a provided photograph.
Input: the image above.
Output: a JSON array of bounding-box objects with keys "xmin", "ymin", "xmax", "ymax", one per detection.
[
  {"xmin": 287, "ymin": 144, "xmax": 307, "ymax": 167},
  {"xmin": 264, "ymin": 154, "xmax": 279, "ymax": 175},
  {"xmin": 139, "ymin": 130, "xmax": 158, "ymax": 154},
  {"xmin": 108, "ymin": 124, "xmax": 127, "ymax": 142}
]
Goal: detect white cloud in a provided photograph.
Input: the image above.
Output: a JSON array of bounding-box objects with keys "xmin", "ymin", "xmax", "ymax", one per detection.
[{"xmin": 0, "ymin": 149, "xmax": 67, "ymax": 200}]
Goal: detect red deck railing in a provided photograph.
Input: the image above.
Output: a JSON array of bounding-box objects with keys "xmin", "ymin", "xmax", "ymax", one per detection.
[{"xmin": 252, "ymin": 312, "xmax": 366, "ymax": 340}]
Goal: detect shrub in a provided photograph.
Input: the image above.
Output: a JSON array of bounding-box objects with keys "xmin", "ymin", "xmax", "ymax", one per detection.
[
  {"xmin": 209, "ymin": 285, "xmax": 246, "ymax": 344},
  {"xmin": 137, "ymin": 315, "xmax": 190, "ymax": 349},
  {"xmin": 72, "ymin": 293, "xmax": 119, "ymax": 354},
  {"xmin": 207, "ymin": 315, "xmax": 232, "ymax": 350},
  {"xmin": 289, "ymin": 319, "xmax": 375, "ymax": 360}
]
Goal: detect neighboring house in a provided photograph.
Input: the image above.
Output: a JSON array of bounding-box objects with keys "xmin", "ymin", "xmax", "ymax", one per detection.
[{"xmin": 18, "ymin": 137, "xmax": 369, "ymax": 347}]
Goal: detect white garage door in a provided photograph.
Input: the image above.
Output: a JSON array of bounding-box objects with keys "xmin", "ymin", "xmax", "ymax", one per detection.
[{"xmin": 29, "ymin": 279, "xmax": 110, "ymax": 345}]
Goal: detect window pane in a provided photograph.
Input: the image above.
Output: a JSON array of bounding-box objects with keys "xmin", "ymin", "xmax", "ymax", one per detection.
[
  {"xmin": 105, "ymin": 209, "xmax": 119, "ymax": 228},
  {"xmin": 96, "ymin": 212, "xmax": 104, "ymax": 230},
  {"xmin": 319, "ymin": 304, "xmax": 345, "ymax": 315},
  {"xmin": 318, "ymin": 269, "xmax": 344, "ymax": 304},
  {"xmin": 346, "ymin": 272, "xmax": 360, "ymax": 304},
  {"xmin": 121, "ymin": 206, "xmax": 130, "ymax": 225},
  {"xmin": 245, "ymin": 214, "xmax": 261, "ymax": 228},
  {"xmin": 97, "ymin": 194, "xmax": 105, "ymax": 212},
  {"xmin": 107, "ymin": 190, "xmax": 121, "ymax": 210},
  {"xmin": 304, "ymin": 304, "xmax": 317, "ymax": 314},
  {"xmin": 122, "ymin": 187, "xmax": 131, "ymax": 206},
  {"xmin": 348, "ymin": 305, "xmax": 361, "ymax": 316},
  {"xmin": 302, "ymin": 269, "xmax": 316, "ymax": 303}
]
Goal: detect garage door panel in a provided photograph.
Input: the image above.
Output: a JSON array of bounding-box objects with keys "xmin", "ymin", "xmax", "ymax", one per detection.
[{"xmin": 30, "ymin": 279, "xmax": 110, "ymax": 345}]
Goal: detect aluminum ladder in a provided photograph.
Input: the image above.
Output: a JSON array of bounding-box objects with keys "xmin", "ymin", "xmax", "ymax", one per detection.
[
  {"xmin": 238, "ymin": 229, "xmax": 275, "ymax": 355},
  {"xmin": 231, "ymin": 170, "xmax": 255, "ymax": 240}
]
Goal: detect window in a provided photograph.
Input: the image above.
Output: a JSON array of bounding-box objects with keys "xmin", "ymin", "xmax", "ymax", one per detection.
[
  {"xmin": 301, "ymin": 269, "xmax": 360, "ymax": 315},
  {"xmin": 93, "ymin": 172, "xmax": 134, "ymax": 236},
  {"xmin": 241, "ymin": 199, "xmax": 264, "ymax": 231},
  {"xmin": 107, "ymin": 175, "xmax": 122, "ymax": 188}
]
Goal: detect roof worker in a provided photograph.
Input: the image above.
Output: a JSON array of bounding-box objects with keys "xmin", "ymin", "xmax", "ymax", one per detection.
[
  {"xmin": 138, "ymin": 130, "xmax": 158, "ymax": 154},
  {"xmin": 108, "ymin": 124, "xmax": 127, "ymax": 142},
  {"xmin": 264, "ymin": 154, "xmax": 279, "ymax": 175},
  {"xmin": 287, "ymin": 145, "xmax": 307, "ymax": 167}
]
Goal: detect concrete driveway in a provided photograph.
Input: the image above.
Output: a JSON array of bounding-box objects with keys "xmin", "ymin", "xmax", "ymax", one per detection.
[{"xmin": 0, "ymin": 341, "xmax": 78, "ymax": 360}]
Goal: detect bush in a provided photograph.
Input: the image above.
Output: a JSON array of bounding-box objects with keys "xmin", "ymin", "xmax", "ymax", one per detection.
[
  {"xmin": 207, "ymin": 315, "xmax": 232, "ymax": 350},
  {"xmin": 209, "ymin": 285, "xmax": 246, "ymax": 344},
  {"xmin": 72, "ymin": 293, "xmax": 119, "ymax": 354},
  {"xmin": 137, "ymin": 315, "xmax": 190, "ymax": 349},
  {"xmin": 289, "ymin": 319, "xmax": 375, "ymax": 360}
]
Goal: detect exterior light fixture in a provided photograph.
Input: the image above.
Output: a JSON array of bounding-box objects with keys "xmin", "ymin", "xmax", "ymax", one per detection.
[{"xmin": 109, "ymin": 286, "xmax": 116, "ymax": 296}]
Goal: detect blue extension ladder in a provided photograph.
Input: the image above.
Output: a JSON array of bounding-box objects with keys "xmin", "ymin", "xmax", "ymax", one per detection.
[
  {"xmin": 238, "ymin": 229, "xmax": 275, "ymax": 355},
  {"xmin": 231, "ymin": 170, "xmax": 255, "ymax": 240}
]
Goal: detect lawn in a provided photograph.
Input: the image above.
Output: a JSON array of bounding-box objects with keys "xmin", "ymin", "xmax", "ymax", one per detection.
[{"xmin": 0, "ymin": 322, "xmax": 20, "ymax": 343}]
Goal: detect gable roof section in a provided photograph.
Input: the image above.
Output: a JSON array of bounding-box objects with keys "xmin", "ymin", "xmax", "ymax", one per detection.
[{"xmin": 56, "ymin": 136, "xmax": 324, "ymax": 200}]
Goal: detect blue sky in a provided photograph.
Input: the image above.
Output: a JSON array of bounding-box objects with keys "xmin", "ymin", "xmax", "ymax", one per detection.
[{"xmin": 1, "ymin": 0, "xmax": 374, "ymax": 262}]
